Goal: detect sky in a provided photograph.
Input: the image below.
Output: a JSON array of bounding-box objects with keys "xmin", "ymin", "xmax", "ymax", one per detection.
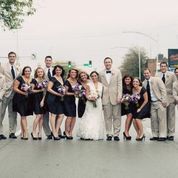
[{"xmin": 1, "ymin": 0, "xmax": 178, "ymax": 70}]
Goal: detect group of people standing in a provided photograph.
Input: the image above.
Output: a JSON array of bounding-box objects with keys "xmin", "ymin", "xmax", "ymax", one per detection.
[{"xmin": 0, "ymin": 51, "xmax": 178, "ymax": 142}]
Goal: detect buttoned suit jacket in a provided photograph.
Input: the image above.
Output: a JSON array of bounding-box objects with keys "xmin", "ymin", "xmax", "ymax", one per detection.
[
  {"xmin": 156, "ymin": 71, "xmax": 176, "ymax": 104},
  {"xmin": 143, "ymin": 76, "xmax": 167, "ymax": 104},
  {"xmin": 0, "ymin": 62, "xmax": 21, "ymax": 98},
  {"xmin": 99, "ymin": 68, "xmax": 122, "ymax": 105}
]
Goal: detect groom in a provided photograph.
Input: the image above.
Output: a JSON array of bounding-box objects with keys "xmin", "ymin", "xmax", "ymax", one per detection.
[{"xmin": 99, "ymin": 57, "xmax": 122, "ymax": 141}]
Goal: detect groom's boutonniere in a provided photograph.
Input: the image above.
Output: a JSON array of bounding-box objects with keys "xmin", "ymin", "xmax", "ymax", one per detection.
[{"xmin": 112, "ymin": 72, "xmax": 115, "ymax": 75}]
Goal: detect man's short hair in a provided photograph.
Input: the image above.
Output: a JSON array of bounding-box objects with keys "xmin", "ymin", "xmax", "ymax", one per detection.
[
  {"xmin": 104, "ymin": 57, "xmax": 113, "ymax": 63},
  {"xmin": 45, "ymin": 56, "xmax": 52, "ymax": 60},
  {"xmin": 144, "ymin": 68, "xmax": 151, "ymax": 73},
  {"xmin": 160, "ymin": 61, "xmax": 168, "ymax": 67},
  {"xmin": 8, "ymin": 51, "xmax": 16, "ymax": 57}
]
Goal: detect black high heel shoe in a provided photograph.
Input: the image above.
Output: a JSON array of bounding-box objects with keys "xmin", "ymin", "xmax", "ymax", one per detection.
[
  {"xmin": 51, "ymin": 132, "xmax": 60, "ymax": 141},
  {"xmin": 64, "ymin": 131, "xmax": 73, "ymax": 140},
  {"xmin": 31, "ymin": 133, "xmax": 38, "ymax": 140},
  {"xmin": 38, "ymin": 132, "xmax": 42, "ymax": 140},
  {"xmin": 136, "ymin": 135, "xmax": 145, "ymax": 141},
  {"xmin": 123, "ymin": 132, "xmax": 131, "ymax": 140}
]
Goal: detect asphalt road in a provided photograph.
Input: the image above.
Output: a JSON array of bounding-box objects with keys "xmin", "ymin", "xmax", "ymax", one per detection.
[{"xmin": 0, "ymin": 110, "xmax": 178, "ymax": 178}]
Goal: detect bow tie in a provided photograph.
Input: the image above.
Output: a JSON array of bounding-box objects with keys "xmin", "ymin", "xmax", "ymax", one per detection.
[{"xmin": 106, "ymin": 71, "xmax": 111, "ymax": 74}]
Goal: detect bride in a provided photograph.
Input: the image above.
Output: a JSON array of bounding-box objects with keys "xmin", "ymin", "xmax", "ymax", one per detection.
[{"xmin": 77, "ymin": 71, "xmax": 105, "ymax": 140}]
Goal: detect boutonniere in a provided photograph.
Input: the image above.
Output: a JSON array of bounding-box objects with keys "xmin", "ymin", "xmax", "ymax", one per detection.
[
  {"xmin": 15, "ymin": 65, "xmax": 20, "ymax": 71},
  {"xmin": 111, "ymin": 72, "xmax": 115, "ymax": 75}
]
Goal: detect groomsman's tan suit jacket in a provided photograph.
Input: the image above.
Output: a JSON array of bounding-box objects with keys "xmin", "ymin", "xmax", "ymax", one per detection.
[
  {"xmin": 99, "ymin": 69, "xmax": 122, "ymax": 105},
  {"xmin": 143, "ymin": 76, "xmax": 167, "ymax": 104},
  {"xmin": 0, "ymin": 74, "xmax": 6, "ymax": 100},
  {"xmin": 173, "ymin": 80, "xmax": 178, "ymax": 105},
  {"xmin": 156, "ymin": 71, "xmax": 176, "ymax": 104},
  {"xmin": 0, "ymin": 62, "xmax": 21, "ymax": 98}
]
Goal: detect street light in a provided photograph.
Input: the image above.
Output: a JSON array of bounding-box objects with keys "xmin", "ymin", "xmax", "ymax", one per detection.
[{"xmin": 122, "ymin": 31, "xmax": 159, "ymax": 78}]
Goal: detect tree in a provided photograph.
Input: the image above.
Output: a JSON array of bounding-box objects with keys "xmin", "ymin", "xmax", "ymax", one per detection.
[
  {"xmin": 120, "ymin": 47, "xmax": 148, "ymax": 79},
  {"xmin": 0, "ymin": 0, "xmax": 36, "ymax": 30}
]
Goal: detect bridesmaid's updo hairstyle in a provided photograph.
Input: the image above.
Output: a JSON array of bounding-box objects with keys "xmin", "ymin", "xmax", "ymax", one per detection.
[
  {"xmin": 22, "ymin": 66, "xmax": 32, "ymax": 76},
  {"xmin": 78, "ymin": 71, "xmax": 89, "ymax": 82},
  {"xmin": 90, "ymin": 71, "xmax": 99, "ymax": 77},
  {"xmin": 52, "ymin": 65, "xmax": 65, "ymax": 78},
  {"xmin": 34, "ymin": 67, "xmax": 45, "ymax": 79},
  {"xmin": 67, "ymin": 68, "xmax": 79, "ymax": 79}
]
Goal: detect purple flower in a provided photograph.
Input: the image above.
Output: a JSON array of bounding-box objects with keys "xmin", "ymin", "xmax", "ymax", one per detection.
[
  {"xmin": 130, "ymin": 93, "xmax": 140, "ymax": 104},
  {"xmin": 57, "ymin": 86, "xmax": 66, "ymax": 95},
  {"xmin": 36, "ymin": 80, "xmax": 48, "ymax": 89},
  {"xmin": 21, "ymin": 83, "xmax": 32, "ymax": 94}
]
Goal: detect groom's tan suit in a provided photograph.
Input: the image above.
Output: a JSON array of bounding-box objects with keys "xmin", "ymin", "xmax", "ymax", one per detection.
[{"xmin": 99, "ymin": 68, "xmax": 122, "ymax": 136}]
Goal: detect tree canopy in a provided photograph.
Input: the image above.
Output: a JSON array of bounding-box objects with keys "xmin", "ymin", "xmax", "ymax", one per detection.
[
  {"xmin": 120, "ymin": 47, "xmax": 148, "ymax": 79},
  {"xmin": 0, "ymin": 0, "xmax": 36, "ymax": 30}
]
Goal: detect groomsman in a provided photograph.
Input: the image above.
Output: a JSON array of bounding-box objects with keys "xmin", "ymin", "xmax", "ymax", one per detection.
[
  {"xmin": 99, "ymin": 57, "xmax": 122, "ymax": 141},
  {"xmin": 43, "ymin": 56, "xmax": 53, "ymax": 139},
  {"xmin": 0, "ymin": 52, "xmax": 21, "ymax": 139},
  {"xmin": 143, "ymin": 68, "xmax": 167, "ymax": 141},
  {"xmin": 0, "ymin": 73, "xmax": 6, "ymax": 139},
  {"xmin": 156, "ymin": 62, "xmax": 177, "ymax": 141}
]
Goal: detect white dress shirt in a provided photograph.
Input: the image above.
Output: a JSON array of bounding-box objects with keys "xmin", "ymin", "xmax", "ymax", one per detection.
[{"xmin": 105, "ymin": 69, "xmax": 112, "ymax": 84}]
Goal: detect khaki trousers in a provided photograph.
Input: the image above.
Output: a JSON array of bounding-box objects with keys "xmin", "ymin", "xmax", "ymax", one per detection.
[
  {"xmin": 1, "ymin": 96, "xmax": 17, "ymax": 134},
  {"xmin": 43, "ymin": 112, "xmax": 51, "ymax": 136},
  {"xmin": 103, "ymin": 103, "xmax": 121, "ymax": 136},
  {"xmin": 166, "ymin": 103, "xmax": 175, "ymax": 137},
  {"xmin": 151, "ymin": 101, "xmax": 167, "ymax": 137}
]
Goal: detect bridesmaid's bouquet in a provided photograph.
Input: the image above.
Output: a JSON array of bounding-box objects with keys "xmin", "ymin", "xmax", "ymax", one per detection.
[
  {"xmin": 36, "ymin": 80, "xmax": 48, "ymax": 89},
  {"xmin": 121, "ymin": 94, "xmax": 131, "ymax": 110},
  {"xmin": 21, "ymin": 83, "xmax": 32, "ymax": 96},
  {"xmin": 88, "ymin": 91, "xmax": 99, "ymax": 108},
  {"xmin": 73, "ymin": 84, "xmax": 86, "ymax": 99},
  {"xmin": 57, "ymin": 86, "xmax": 66, "ymax": 101},
  {"xmin": 130, "ymin": 93, "xmax": 140, "ymax": 107}
]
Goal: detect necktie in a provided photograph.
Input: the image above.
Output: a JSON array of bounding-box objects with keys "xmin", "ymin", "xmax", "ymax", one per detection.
[
  {"xmin": 106, "ymin": 71, "xmax": 111, "ymax": 74},
  {"xmin": 48, "ymin": 68, "xmax": 52, "ymax": 80},
  {"xmin": 162, "ymin": 73, "xmax": 165, "ymax": 84},
  {"xmin": 11, "ymin": 66, "xmax": 15, "ymax": 80},
  {"xmin": 146, "ymin": 80, "xmax": 151, "ymax": 101}
]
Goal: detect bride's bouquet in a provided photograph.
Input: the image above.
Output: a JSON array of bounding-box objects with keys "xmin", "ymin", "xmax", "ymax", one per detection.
[
  {"xmin": 121, "ymin": 94, "xmax": 131, "ymax": 110},
  {"xmin": 88, "ymin": 90, "xmax": 99, "ymax": 108}
]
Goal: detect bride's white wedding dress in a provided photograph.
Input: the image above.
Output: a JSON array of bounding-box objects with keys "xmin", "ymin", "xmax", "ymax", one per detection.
[{"xmin": 77, "ymin": 81, "xmax": 105, "ymax": 140}]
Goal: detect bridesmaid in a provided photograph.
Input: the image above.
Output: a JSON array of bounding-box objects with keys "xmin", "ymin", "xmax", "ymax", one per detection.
[
  {"xmin": 131, "ymin": 78, "xmax": 150, "ymax": 141},
  {"xmin": 77, "ymin": 71, "xmax": 89, "ymax": 118},
  {"xmin": 46, "ymin": 65, "xmax": 65, "ymax": 140},
  {"xmin": 64, "ymin": 68, "xmax": 79, "ymax": 139},
  {"xmin": 121, "ymin": 75, "xmax": 133, "ymax": 140},
  {"xmin": 13, "ymin": 66, "xmax": 34, "ymax": 140},
  {"xmin": 31, "ymin": 67, "xmax": 46, "ymax": 140}
]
